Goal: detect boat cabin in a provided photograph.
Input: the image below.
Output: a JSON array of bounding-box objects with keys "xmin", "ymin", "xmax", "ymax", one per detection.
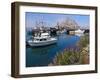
[{"xmin": 33, "ymin": 33, "xmax": 50, "ymax": 42}]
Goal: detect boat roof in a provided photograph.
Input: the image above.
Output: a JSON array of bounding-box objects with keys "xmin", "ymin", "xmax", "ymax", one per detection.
[
  {"xmin": 34, "ymin": 36, "xmax": 49, "ymax": 39},
  {"xmin": 41, "ymin": 33, "xmax": 49, "ymax": 36}
]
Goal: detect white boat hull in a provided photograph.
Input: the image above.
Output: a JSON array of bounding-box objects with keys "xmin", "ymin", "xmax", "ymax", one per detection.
[{"xmin": 28, "ymin": 38, "xmax": 57, "ymax": 47}]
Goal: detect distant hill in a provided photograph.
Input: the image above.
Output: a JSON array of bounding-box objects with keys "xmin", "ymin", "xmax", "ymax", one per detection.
[{"xmin": 56, "ymin": 17, "xmax": 80, "ymax": 30}]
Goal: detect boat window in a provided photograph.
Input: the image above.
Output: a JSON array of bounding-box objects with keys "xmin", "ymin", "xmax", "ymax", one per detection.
[
  {"xmin": 40, "ymin": 39, "xmax": 42, "ymax": 41},
  {"xmin": 36, "ymin": 39, "xmax": 39, "ymax": 41},
  {"xmin": 43, "ymin": 39, "xmax": 47, "ymax": 41},
  {"xmin": 40, "ymin": 38, "xmax": 47, "ymax": 41}
]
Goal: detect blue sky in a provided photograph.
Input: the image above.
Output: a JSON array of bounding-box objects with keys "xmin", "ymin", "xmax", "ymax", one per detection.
[{"xmin": 25, "ymin": 12, "xmax": 90, "ymax": 29}]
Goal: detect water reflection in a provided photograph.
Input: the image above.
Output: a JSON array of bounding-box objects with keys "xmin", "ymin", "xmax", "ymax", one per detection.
[
  {"xmin": 75, "ymin": 33, "xmax": 84, "ymax": 37},
  {"xmin": 27, "ymin": 44, "xmax": 57, "ymax": 55}
]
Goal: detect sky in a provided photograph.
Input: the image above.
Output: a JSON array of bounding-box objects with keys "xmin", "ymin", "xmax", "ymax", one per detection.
[{"xmin": 25, "ymin": 12, "xmax": 90, "ymax": 29}]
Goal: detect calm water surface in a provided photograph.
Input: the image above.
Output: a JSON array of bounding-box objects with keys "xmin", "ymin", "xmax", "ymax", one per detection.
[{"xmin": 26, "ymin": 33, "xmax": 81, "ymax": 67}]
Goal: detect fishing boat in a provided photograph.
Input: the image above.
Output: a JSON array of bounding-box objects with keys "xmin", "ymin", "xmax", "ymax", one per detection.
[
  {"xmin": 75, "ymin": 29, "xmax": 84, "ymax": 34},
  {"xmin": 28, "ymin": 33, "xmax": 57, "ymax": 47}
]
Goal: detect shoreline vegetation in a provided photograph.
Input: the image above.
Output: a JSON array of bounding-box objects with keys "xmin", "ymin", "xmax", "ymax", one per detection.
[{"xmin": 48, "ymin": 34, "xmax": 89, "ymax": 66}]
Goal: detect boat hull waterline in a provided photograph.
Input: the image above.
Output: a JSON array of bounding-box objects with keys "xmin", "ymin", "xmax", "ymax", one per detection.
[{"xmin": 28, "ymin": 38, "xmax": 57, "ymax": 47}]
